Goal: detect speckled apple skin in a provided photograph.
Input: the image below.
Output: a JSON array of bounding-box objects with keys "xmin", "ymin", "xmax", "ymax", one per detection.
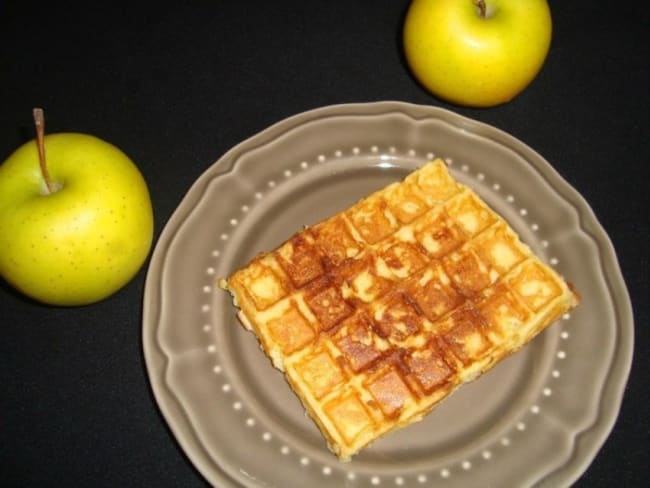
[
  {"xmin": 0, "ymin": 133, "xmax": 154, "ymax": 305},
  {"xmin": 403, "ymin": 0, "xmax": 552, "ymax": 107}
]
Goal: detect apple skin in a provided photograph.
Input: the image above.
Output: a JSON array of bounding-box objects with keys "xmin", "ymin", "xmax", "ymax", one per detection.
[
  {"xmin": 0, "ymin": 133, "xmax": 154, "ymax": 306},
  {"xmin": 403, "ymin": 0, "xmax": 552, "ymax": 107}
]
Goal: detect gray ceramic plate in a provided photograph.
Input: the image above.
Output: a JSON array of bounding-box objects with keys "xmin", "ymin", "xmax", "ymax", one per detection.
[{"xmin": 142, "ymin": 102, "xmax": 633, "ymax": 488}]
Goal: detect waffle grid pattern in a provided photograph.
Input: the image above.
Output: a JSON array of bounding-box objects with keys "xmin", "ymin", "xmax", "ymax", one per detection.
[{"xmin": 226, "ymin": 159, "xmax": 577, "ymax": 460}]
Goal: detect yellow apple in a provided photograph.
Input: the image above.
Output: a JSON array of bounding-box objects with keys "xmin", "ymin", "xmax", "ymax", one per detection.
[
  {"xmin": 403, "ymin": 0, "xmax": 552, "ymax": 107},
  {"xmin": 0, "ymin": 115, "xmax": 154, "ymax": 306}
]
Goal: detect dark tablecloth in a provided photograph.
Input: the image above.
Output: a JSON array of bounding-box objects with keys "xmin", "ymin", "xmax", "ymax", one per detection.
[{"xmin": 1, "ymin": 1, "xmax": 647, "ymax": 486}]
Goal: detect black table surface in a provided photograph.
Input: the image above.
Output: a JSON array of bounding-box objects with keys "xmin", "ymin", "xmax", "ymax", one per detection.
[{"xmin": 1, "ymin": 2, "xmax": 647, "ymax": 486}]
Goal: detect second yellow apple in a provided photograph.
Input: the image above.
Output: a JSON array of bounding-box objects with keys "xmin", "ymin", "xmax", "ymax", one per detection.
[{"xmin": 403, "ymin": 0, "xmax": 552, "ymax": 107}]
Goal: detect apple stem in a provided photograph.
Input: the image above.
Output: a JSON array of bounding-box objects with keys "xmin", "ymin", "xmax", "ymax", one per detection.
[
  {"xmin": 476, "ymin": 0, "xmax": 487, "ymax": 18},
  {"xmin": 33, "ymin": 107, "xmax": 55, "ymax": 195}
]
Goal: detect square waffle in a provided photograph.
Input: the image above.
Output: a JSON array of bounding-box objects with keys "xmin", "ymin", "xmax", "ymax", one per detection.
[{"xmin": 221, "ymin": 159, "xmax": 579, "ymax": 460}]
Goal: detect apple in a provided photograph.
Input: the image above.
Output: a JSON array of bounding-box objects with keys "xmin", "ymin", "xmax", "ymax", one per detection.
[
  {"xmin": 0, "ymin": 109, "xmax": 154, "ymax": 306},
  {"xmin": 403, "ymin": 0, "xmax": 552, "ymax": 107}
]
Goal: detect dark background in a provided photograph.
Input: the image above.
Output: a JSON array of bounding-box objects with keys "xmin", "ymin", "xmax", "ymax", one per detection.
[{"xmin": 1, "ymin": 1, "xmax": 647, "ymax": 486}]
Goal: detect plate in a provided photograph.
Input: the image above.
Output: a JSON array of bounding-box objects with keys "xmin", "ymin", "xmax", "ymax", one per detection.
[{"xmin": 142, "ymin": 102, "xmax": 633, "ymax": 487}]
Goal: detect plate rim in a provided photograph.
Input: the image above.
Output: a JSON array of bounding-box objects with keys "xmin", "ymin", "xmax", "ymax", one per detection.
[{"xmin": 142, "ymin": 101, "xmax": 634, "ymax": 487}]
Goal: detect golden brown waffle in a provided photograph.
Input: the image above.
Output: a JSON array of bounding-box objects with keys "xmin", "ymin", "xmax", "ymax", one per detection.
[{"xmin": 222, "ymin": 159, "xmax": 579, "ymax": 461}]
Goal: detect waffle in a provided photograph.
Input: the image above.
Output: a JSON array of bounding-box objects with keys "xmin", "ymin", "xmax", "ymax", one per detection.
[{"xmin": 221, "ymin": 159, "xmax": 579, "ymax": 461}]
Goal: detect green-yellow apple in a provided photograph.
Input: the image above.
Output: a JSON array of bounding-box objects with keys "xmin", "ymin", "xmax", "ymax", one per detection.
[
  {"xmin": 0, "ymin": 113, "xmax": 154, "ymax": 306},
  {"xmin": 403, "ymin": 0, "xmax": 552, "ymax": 107}
]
